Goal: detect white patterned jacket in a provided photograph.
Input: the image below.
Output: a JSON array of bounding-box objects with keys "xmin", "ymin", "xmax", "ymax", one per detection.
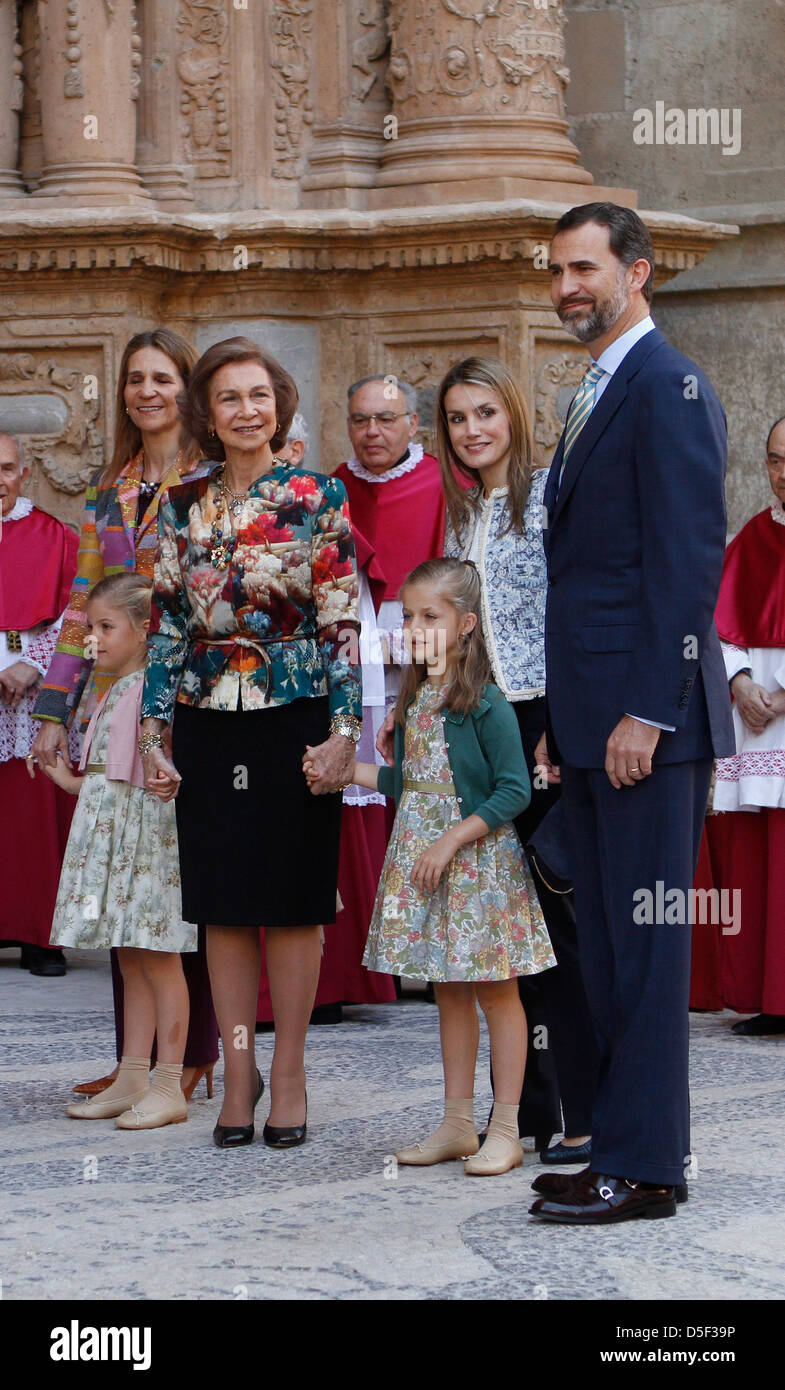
[{"xmin": 444, "ymin": 467, "xmax": 548, "ymax": 701}]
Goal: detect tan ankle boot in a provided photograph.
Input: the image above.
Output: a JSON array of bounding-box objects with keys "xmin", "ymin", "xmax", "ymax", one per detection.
[
  {"xmin": 464, "ymin": 1101, "xmax": 523, "ymax": 1176},
  {"xmin": 66, "ymin": 1057, "xmax": 150, "ymax": 1120},
  {"xmin": 115, "ymin": 1063, "xmax": 188, "ymax": 1130},
  {"xmin": 396, "ymin": 1098, "xmax": 479, "ymax": 1166}
]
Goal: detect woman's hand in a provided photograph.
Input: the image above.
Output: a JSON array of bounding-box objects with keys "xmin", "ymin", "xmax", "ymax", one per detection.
[
  {"xmin": 31, "ymin": 718, "xmax": 71, "ymax": 770},
  {"xmin": 303, "ymin": 734, "xmax": 355, "ymax": 795},
  {"xmin": 142, "ymin": 746, "xmax": 181, "ymax": 802},
  {"xmin": 533, "ymin": 731, "xmax": 561, "ymax": 784},
  {"xmin": 375, "ymin": 709, "xmax": 396, "ymax": 766},
  {"xmin": 730, "ymin": 673, "xmax": 775, "ymax": 733},
  {"xmin": 411, "ymin": 830, "xmax": 458, "ymax": 894}
]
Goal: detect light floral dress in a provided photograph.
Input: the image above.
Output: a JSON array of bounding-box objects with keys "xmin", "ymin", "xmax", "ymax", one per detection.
[
  {"xmin": 363, "ymin": 683, "xmax": 556, "ymax": 982},
  {"xmin": 50, "ymin": 672, "xmax": 197, "ymax": 953}
]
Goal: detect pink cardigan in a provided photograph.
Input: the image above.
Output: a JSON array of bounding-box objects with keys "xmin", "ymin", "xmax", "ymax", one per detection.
[{"xmin": 79, "ymin": 676, "xmax": 145, "ymax": 789}]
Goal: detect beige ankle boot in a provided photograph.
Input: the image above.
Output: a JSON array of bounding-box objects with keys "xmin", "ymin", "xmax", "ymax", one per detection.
[
  {"xmin": 464, "ymin": 1101, "xmax": 523, "ymax": 1176},
  {"xmin": 396, "ymin": 1098, "xmax": 479, "ymax": 1166},
  {"xmin": 116, "ymin": 1063, "xmax": 188, "ymax": 1130},
  {"xmin": 66, "ymin": 1057, "xmax": 150, "ymax": 1120}
]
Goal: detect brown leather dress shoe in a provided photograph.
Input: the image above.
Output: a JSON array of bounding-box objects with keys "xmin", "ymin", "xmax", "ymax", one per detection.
[
  {"xmin": 531, "ymin": 1167, "xmax": 688, "ymax": 1204},
  {"xmin": 72, "ymin": 1072, "xmax": 119, "ymax": 1096},
  {"xmin": 529, "ymin": 1171, "xmax": 678, "ymax": 1224}
]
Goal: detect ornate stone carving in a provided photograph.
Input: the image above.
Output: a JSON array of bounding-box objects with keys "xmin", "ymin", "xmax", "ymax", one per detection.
[
  {"xmin": 352, "ymin": 2, "xmax": 390, "ymax": 102},
  {"xmin": 0, "ymin": 350, "xmax": 104, "ymax": 494},
  {"xmin": 130, "ymin": 1, "xmax": 142, "ymax": 101},
  {"xmin": 63, "ymin": 0, "xmax": 85, "ymax": 99},
  {"xmin": 270, "ymin": 1, "xmax": 314, "ymax": 180},
  {"xmin": 176, "ymin": 0, "xmax": 231, "ymax": 178},
  {"xmin": 534, "ymin": 349, "xmax": 586, "ymax": 453},
  {"xmin": 387, "ymin": 0, "xmax": 568, "ymax": 118}
]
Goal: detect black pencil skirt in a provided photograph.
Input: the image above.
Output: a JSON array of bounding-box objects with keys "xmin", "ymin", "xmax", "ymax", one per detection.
[{"xmin": 171, "ymin": 696, "xmax": 342, "ymax": 928}]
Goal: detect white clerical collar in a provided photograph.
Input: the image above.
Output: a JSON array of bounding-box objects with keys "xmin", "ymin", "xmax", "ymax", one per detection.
[
  {"xmin": 771, "ymin": 503, "xmax": 785, "ymax": 528},
  {"xmin": 593, "ymin": 316, "xmax": 655, "ymax": 379},
  {"xmin": 5, "ymin": 496, "xmax": 34, "ymax": 522},
  {"xmin": 345, "ymin": 441, "xmax": 424, "ymax": 484}
]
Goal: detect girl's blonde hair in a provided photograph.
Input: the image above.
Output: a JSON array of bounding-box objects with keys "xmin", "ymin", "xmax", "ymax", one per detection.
[
  {"xmin": 87, "ymin": 572, "xmax": 153, "ymax": 629},
  {"xmin": 436, "ymin": 356, "xmax": 534, "ymax": 542},
  {"xmin": 393, "ymin": 558, "xmax": 492, "ymax": 724}
]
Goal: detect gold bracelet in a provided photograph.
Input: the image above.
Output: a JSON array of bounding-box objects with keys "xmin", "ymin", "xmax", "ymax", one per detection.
[{"xmin": 138, "ymin": 732, "xmax": 164, "ymax": 756}]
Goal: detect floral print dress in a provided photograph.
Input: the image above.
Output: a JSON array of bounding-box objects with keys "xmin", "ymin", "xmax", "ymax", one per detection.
[
  {"xmin": 363, "ymin": 682, "xmax": 555, "ymax": 983},
  {"xmin": 50, "ymin": 672, "xmax": 197, "ymax": 954}
]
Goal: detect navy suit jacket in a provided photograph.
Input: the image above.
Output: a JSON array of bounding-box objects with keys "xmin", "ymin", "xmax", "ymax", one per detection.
[{"xmin": 543, "ymin": 326, "xmax": 735, "ymax": 769}]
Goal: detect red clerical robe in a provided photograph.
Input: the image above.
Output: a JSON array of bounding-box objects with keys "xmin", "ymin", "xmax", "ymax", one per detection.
[
  {"xmin": 690, "ymin": 506, "xmax": 785, "ymax": 1014},
  {"xmin": 335, "ymin": 451, "xmax": 446, "ymax": 600},
  {"xmin": 0, "ymin": 505, "xmax": 78, "ymax": 950}
]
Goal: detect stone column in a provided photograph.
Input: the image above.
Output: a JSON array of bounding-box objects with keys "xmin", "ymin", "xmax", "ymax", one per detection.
[
  {"xmin": 0, "ymin": 0, "xmax": 25, "ymax": 197},
  {"xmin": 135, "ymin": 0, "xmax": 193, "ymax": 206},
  {"xmin": 33, "ymin": 0, "xmax": 149, "ymax": 204},
  {"xmin": 371, "ymin": 0, "xmax": 595, "ymax": 207},
  {"xmin": 301, "ymin": 0, "xmax": 391, "ymax": 209}
]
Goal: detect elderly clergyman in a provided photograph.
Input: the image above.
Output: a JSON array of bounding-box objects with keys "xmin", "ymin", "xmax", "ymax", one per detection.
[
  {"xmin": 335, "ymin": 375, "xmax": 446, "ymax": 708},
  {"xmin": 0, "ymin": 434, "xmax": 78, "ymax": 976}
]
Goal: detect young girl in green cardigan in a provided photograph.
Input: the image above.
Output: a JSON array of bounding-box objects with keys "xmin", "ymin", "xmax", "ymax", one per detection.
[{"xmin": 352, "ymin": 558, "xmax": 554, "ymax": 1176}]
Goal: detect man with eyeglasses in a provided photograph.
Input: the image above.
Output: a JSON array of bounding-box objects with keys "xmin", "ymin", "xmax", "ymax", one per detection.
[
  {"xmin": 336, "ymin": 374, "xmax": 446, "ymax": 711},
  {"xmin": 704, "ymin": 414, "xmax": 785, "ymax": 1036}
]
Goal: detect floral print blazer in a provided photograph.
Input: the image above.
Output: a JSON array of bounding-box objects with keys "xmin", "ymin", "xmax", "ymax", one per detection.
[{"xmin": 141, "ymin": 462, "xmax": 362, "ymax": 723}]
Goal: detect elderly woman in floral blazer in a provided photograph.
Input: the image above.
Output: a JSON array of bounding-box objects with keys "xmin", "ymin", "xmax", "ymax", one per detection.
[{"xmin": 140, "ymin": 337, "xmax": 361, "ymax": 1152}]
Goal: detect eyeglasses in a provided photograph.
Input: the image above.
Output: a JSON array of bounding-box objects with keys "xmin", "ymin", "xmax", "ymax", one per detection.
[
  {"xmin": 766, "ymin": 453, "xmax": 785, "ymax": 468},
  {"xmin": 348, "ymin": 412, "xmax": 410, "ymax": 430}
]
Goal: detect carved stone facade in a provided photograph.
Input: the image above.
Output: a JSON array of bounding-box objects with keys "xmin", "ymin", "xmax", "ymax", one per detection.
[{"xmin": 0, "ymin": 0, "xmax": 739, "ymax": 522}]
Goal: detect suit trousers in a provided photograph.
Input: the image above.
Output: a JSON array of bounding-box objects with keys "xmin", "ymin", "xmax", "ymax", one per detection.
[{"xmin": 560, "ymin": 758, "xmax": 712, "ymax": 1186}]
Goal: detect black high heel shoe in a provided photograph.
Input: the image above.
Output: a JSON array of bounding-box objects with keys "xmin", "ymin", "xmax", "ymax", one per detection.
[
  {"xmin": 213, "ymin": 1069, "xmax": 264, "ymax": 1149},
  {"xmin": 263, "ymin": 1090, "xmax": 307, "ymax": 1149}
]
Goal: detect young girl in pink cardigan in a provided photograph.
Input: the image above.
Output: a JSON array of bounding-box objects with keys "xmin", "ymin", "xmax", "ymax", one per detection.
[{"xmin": 43, "ymin": 573, "xmax": 197, "ymax": 1130}]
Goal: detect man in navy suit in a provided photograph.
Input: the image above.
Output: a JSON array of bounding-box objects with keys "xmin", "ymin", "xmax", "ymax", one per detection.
[{"xmin": 529, "ymin": 203, "xmax": 734, "ymax": 1224}]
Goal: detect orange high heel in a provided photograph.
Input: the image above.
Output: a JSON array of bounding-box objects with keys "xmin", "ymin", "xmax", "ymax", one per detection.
[{"xmin": 182, "ymin": 1064, "xmax": 215, "ymax": 1102}]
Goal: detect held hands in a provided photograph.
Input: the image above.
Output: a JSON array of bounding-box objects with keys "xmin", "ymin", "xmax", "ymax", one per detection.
[
  {"xmin": 31, "ymin": 719, "xmax": 70, "ymax": 771},
  {"xmin": 0, "ymin": 661, "xmax": 41, "ymax": 707},
  {"xmin": 303, "ymin": 733, "xmax": 355, "ymax": 795},
  {"xmin": 142, "ymin": 746, "xmax": 181, "ymax": 802},
  {"xmin": 411, "ymin": 828, "xmax": 459, "ymax": 894},
  {"xmin": 605, "ymin": 715, "xmax": 661, "ymax": 789},
  {"xmin": 25, "ymin": 748, "xmax": 82, "ymax": 794},
  {"xmin": 730, "ymin": 673, "xmax": 777, "ymax": 733}
]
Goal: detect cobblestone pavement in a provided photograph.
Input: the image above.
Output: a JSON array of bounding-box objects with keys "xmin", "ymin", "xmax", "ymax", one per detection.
[{"xmin": 1, "ymin": 948, "xmax": 783, "ymax": 1301}]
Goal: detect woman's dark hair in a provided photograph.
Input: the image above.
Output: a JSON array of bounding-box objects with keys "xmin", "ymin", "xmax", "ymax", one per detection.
[
  {"xmin": 182, "ymin": 337, "xmax": 299, "ymax": 460},
  {"xmin": 553, "ymin": 202, "xmax": 655, "ymax": 303},
  {"xmin": 393, "ymin": 557, "xmax": 492, "ymax": 723},
  {"xmin": 103, "ymin": 329, "xmax": 200, "ymax": 486},
  {"xmin": 436, "ymin": 357, "xmax": 535, "ymax": 542}
]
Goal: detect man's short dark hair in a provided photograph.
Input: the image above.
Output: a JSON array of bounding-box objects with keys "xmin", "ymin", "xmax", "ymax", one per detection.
[
  {"xmin": 553, "ymin": 202, "xmax": 655, "ymax": 303},
  {"xmin": 766, "ymin": 416, "xmax": 785, "ymax": 454}
]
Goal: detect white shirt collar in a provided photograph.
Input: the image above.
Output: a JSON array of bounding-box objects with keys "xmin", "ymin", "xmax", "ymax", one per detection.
[
  {"xmin": 4, "ymin": 496, "xmax": 34, "ymax": 522},
  {"xmin": 345, "ymin": 441, "xmax": 424, "ymax": 484},
  {"xmin": 593, "ymin": 315, "xmax": 656, "ymax": 379}
]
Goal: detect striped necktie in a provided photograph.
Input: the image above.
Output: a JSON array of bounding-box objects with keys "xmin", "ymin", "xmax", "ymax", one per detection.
[{"xmin": 562, "ymin": 361, "xmax": 605, "ymax": 464}]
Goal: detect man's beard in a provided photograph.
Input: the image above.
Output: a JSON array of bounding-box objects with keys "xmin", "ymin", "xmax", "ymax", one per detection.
[{"xmin": 558, "ymin": 272, "xmax": 629, "ymax": 343}]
